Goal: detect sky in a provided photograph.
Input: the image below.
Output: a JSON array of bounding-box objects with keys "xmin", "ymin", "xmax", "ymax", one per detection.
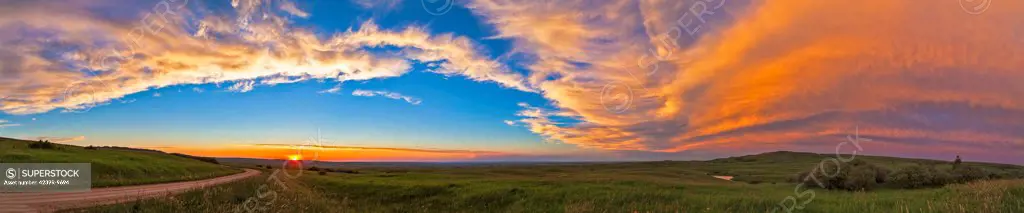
[{"xmin": 0, "ymin": 0, "xmax": 1021, "ymax": 164}]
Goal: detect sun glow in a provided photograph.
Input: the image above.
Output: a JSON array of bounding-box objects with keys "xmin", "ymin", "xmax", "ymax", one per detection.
[{"xmin": 287, "ymin": 154, "xmax": 302, "ymax": 161}]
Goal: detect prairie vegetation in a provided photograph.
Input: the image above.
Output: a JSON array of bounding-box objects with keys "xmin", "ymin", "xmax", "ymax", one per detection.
[{"xmin": 76, "ymin": 152, "xmax": 1024, "ymax": 212}]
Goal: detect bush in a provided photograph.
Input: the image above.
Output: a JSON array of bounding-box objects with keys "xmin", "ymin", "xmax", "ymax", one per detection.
[
  {"xmin": 335, "ymin": 169, "xmax": 359, "ymax": 174},
  {"xmin": 874, "ymin": 166, "xmax": 891, "ymax": 183},
  {"xmin": 170, "ymin": 153, "xmax": 220, "ymax": 164},
  {"xmin": 318, "ymin": 171, "xmax": 327, "ymax": 175},
  {"xmin": 951, "ymin": 166, "xmax": 989, "ymax": 183},
  {"xmin": 29, "ymin": 140, "xmax": 57, "ymax": 149},
  {"xmin": 888, "ymin": 165, "xmax": 954, "ymax": 189},
  {"xmin": 793, "ymin": 159, "xmax": 888, "ymax": 191},
  {"xmin": 309, "ymin": 166, "xmax": 321, "ymax": 172},
  {"xmin": 843, "ymin": 165, "xmax": 878, "ymax": 191}
]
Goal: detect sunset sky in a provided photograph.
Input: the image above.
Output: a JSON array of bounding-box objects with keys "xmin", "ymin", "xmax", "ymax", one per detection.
[{"xmin": 0, "ymin": 0, "xmax": 1021, "ymax": 163}]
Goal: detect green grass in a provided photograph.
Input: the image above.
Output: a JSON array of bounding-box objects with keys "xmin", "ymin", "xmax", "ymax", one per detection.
[
  {"xmin": 73, "ymin": 152, "xmax": 1024, "ymax": 212},
  {"xmin": 0, "ymin": 137, "xmax": 240, "ymax": 187},
  {"xmin": 66, "ymin": 170, "xmax": 337, "ymax": 213},
  {"xmin": 702, "ymin": 151, "xmax": 1024, "ymax": 183},
  {"xmin": 302, "ymin": 161, "xmax": 1024, "ymax": 212}
]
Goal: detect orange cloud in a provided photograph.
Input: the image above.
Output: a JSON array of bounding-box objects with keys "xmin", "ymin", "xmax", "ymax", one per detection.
[{"xmin": 492, "ymin": 0, "xmax": 1024, "ymax": 160}]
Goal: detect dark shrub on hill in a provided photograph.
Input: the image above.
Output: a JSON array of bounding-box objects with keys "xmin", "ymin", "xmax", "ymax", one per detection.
[
  {"xmin": 888, "ymin": 165, "xmax": 954, "ymax": 189},
  {"xmin": 843, "ymin": 165, "xmax": 878, "ymax": 191},
  {"xmin": 335, "ymin": 169, "xmax": 359, "ymax": 174},
  {"xmin": 29, "ymin": 140, "xmax": 57, "ymax": 149},
  {"xmin": 950, "ymin": 166, "xmax": 989, "ymax": 184},
  {"xmin": 793, "ymin": 159, "xmax": 889, "ymax": 191},
  {"xmin": 170, "ymin": 153, "xmax": 220, "ymax": 164},
  {"xmin": 874, "ymin": 166, "xmax": 891, "ymax": 183},
  {"xmin": 318, "ymin": 171, "xmax": 327, "ymax": 175},
  {"xmin": 309, "ymin": 166, "xmax": 321, "ymax": 172}
]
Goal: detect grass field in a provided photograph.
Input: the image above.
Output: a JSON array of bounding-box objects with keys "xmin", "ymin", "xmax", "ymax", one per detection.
[
  {"xmin": 75, "ymin": 152, "xmax": 1024, "ymax": 212},
  {"xmin": 0, "ymin": 137, "xmax": 240, "ymax": 187}
]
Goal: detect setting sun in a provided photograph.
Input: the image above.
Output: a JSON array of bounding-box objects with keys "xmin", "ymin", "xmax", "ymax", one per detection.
[{"xmin": 287, "ymin": 154, "xmax": 302, "ymax": 161}]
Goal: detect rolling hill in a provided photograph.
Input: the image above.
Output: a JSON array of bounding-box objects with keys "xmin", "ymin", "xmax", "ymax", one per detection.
[{"xmin": 0, "ymin": 137, "xmax": 241, "ymax": 187}]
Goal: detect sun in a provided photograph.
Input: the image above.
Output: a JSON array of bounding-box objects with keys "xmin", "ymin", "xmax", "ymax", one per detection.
[{"xmin": 287, "ymin": 154, "xmax": 302, "ymax": 161}]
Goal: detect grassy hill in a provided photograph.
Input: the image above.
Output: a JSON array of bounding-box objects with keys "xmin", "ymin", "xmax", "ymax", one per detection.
[
  {"xmin": 0, "ymin": 137, "xmax": 241, "ymax": 187},
  {"xmin": 700, "ymin": 151, "xmax": 1024, "ymax": 183},
  {"xmin": 78, "ymin": 151, "xmax": 1024, "ymax": 212}
]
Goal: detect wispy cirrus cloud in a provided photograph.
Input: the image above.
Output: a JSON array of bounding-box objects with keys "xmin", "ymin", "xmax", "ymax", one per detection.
[
  {"xmin": 0, "ymin": 120, "xmax": 20, "ymax": 128},
  {"xmin": 350, "ymin": 0, "xmax": 403, "ymax": 12},
  {"xmin": 318, "ymin": 85, "xmax": 343, "ymax": 94},
  {"xmin": 227, "ymin": 80, "xmax": 257, "ymax": 93},
  {"xmin": 352, "ymin": 89, "xmax": 422, "ymax": 105}
]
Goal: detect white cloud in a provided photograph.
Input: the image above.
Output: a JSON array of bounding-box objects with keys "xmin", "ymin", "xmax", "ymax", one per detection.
[
  {"xmin": 227, "ymin": 80, "xmax": 256, "ymax": 93},
  {"xmin": 0, "ymin": 120, "xmax": 20, "ymax": 128},
  {"xmin": 352, "ymin": 89, "xmax": 422, "ymax": 105},
  {"xmin": 351, "ymin": 0, "xmax": 403, "ymax": 12},
  {"xmin": 318, "ymin": 85, "xmax": 343, "ymax": 94},
  {"xmin": 278, "ymin": 1, "xmax": 311, "ymax": 18},
  {"xmin": 503, "ymin": 120, "xmax": 518, "ymax": 126}
]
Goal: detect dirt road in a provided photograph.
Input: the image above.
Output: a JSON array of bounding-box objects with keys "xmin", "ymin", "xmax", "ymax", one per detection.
[{"xmin": 0, "ymin": 169, "xmax": 260, "ymax": 213}]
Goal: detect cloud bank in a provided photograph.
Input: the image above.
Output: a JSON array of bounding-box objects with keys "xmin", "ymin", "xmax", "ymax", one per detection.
[{"xmin": 473, "ymin": 0, "xmax": 1024, "ymax": 162}]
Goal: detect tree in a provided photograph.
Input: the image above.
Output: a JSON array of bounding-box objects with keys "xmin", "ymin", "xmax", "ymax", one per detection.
[{"xmin": 953, "ymin": 155, "xmax": 962, "ymax": 169}]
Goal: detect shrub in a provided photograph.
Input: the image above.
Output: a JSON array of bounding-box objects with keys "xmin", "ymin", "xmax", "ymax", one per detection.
[
  {"xmin": 308, "ymin": 166, "xmax": 321, "ymax": 172},
  {"xmin": 335, "ymin": 169, "xmax": 359, "ymax": 174},
  {"xmin": 951, "ymin": 166, "xmax": 989, "ymax": 183},
  {"xmin": 170, "ymin": 153, "xmax": 220, "ymax": 164},
  {"xmin": 318, "ymin": 171, "xmax": 327, "ymax": 175},
  {"xmin": 29, "ymin": 140, "xmax": 57, "ymax": 149},
  {"xmin": 793, "ymin": 159, "xmax": 888, "ymax": 191},
  {"xmin": 888, "ymin": 165, "xmax": 955, "ymax": 189},
  {"xmin": 843, "ymin": 165, "xmax": 878, "ymax": 191},
  {"xmin": 874, "ymin": 166, "xmax": 891, "ymax": 183}
]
